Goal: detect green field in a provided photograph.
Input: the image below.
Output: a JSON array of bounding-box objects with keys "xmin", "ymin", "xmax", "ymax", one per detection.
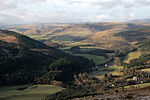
[
  {"xmin": 124, "ymin": 51, "xmax": 142, "ymax": 63},
  {"xmin": 140, "ymin": 68, "xmax": 150, "ymax": 72},
  {"xmin": 89, "ymin": 66, "xmax": 123, "ymax": 79},
  {"xmin": 62, "ymin": 47, "xmax": 111, "ymax": 65},
  {"xmin": 0, "ymin": 85, "xmax": 63, "ymax": 100},
  {"xmin": 74, "ymin": 54, "xmax": 107, "ymax": 65},
  {"xmin": 125, "ymin": 82, "xmax": 150, "ymax": 89},
  {"xmin": 60, "ymin": 42, "xmax": 99, "ymax": 49}
]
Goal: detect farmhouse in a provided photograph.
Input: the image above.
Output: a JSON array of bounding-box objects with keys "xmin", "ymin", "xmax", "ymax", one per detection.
[
  {"xmin": 105, "ymin": 64, "xmax": 112, "ymax": 67},
  {"xmin": 133, "ymin": 76, "xmax": 139, "ymax": 81}
]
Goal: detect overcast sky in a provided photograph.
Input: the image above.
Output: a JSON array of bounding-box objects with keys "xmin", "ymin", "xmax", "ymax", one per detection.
[{"xmin": 0, "ymin": 0, "xmax": 150, "ymax": 24}]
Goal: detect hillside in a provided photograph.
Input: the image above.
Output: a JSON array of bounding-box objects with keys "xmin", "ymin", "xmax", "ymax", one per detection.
[
  {"xmin": 0, "ymin": 30, "xmax": 94, "ymax": 86},
  {"xmin": 138, "ymin": 39, "xmax": 150, "ymax": 53},
  {"xmin": 116, "ymin": 26, "xmax": 150, "ymax": 42}
]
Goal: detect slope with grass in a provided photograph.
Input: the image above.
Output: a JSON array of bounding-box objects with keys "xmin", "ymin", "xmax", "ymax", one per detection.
[{"xmin": 124, "ymin": 51, "xmax": 142, "ymax": 63}]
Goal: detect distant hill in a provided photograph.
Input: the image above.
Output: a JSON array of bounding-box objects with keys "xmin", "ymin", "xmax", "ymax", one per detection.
[
  {"xmin": 129, "ymin": 19, "xmax": 150, "ymax": 24},
  {"xmin": 0, "ymin": 30, "xmax": 93, "ymax": 86},
  {"xmin": 115, "ymin": 26, "xmax": 150, "ymax": 42},
  {"xmin": 7, "ymin": 22, "xmax": 149, "ymax": 50},
  {"xmin": 0, "ymin": 24, "xmax": 19, "ymax": 29}
]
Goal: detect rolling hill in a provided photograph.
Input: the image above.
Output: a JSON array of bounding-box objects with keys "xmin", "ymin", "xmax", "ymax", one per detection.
[{"xmin": 6, "ymin": 22, "xmax": 150, "ymax": 50}]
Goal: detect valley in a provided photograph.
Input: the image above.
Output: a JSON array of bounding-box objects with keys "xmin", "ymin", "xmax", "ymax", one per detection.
[
  {"xmin": 1, "ymin": 22, "xmax": 150, "ymax": 100},
  {"xmin": 1, "ymin": 0, "xmax": 150, "ymax": 99}
]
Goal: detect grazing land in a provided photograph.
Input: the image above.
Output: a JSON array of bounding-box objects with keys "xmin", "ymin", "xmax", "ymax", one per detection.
[
  {"xmin": 0, "ymin": 85, "xmax": 63, "ymax": 100},
  {"xmin": 73, "ymin": 54, "xmax": 106, "ymax": 65}
]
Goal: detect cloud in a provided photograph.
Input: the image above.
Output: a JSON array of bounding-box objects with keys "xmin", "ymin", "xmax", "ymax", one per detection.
[
  {"xmin": 64, "ymin": 0, "xmax": 150, "ymax": 9},
  {"xmin": 0, "ymin": 0, "xmax": 150, "ymax": 24},
  {"xmin": 0, "ymin": 13, "xmax": 23, "ymax": 24},
  {"xmin": 0, "ymin": 0, "xmax": 17, "ymax": 10}
]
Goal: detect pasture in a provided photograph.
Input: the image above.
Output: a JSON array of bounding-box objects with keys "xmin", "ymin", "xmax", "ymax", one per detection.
[
  {"xmin": 0, "ymin": 84, "xmax": 63, "ymax": 100},
  {"xmin": 73, "ymin": 54, "xmax": 107, "ymax": 65},
  {"xmin": 62, "ymin": 48, "xmax": 111, "ymax": 65}
]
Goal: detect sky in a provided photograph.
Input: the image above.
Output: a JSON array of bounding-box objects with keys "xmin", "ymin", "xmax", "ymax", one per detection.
[{"xmin": 0, "ymin": 0, "xmax": 150, "ymax": 24}]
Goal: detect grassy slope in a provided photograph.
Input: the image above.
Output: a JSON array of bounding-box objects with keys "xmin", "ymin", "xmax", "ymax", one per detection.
[
  {"xmin": 124, "ymin": 51, "xmax": 142, "ymax": 63},
  {"xmin": 123, "ymin": 38, "xmax": 150, "ymax": 90},
  {"xmin": 0, "ymin": 85, "xmax": 63, "ymax": 100}
]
